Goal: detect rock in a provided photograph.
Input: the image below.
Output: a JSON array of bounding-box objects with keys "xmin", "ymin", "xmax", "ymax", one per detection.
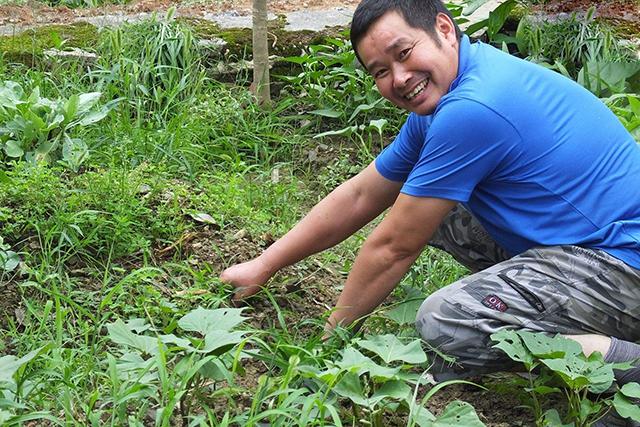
[{"xmin": 43, "ymin": 47, "xmax": 98, "ymax": 65}]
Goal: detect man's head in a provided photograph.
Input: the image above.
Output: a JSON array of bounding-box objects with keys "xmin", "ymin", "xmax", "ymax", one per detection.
[{"xmin": 351, "ymin": 0, "xmax": 462, "ymax": 115}]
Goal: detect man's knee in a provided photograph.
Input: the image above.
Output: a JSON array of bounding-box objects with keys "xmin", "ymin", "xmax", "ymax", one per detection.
[{"xmin": 415, "ymin": 288, "xmax": 463, "ymax": 353}]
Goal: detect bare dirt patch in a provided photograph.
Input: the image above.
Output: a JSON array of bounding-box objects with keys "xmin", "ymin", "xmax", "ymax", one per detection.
[
  {"xmin": 531, "ymin": 0, "xmax": 640, "ymax": 33},
  {"xmin": 0, "ymin": 0, "xmax": 360, "ymax": 27}
]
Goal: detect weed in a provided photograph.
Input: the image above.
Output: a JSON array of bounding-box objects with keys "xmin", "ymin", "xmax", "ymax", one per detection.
[
  {"xmin": 0, "ymin": 81, "xmax": 117, "ymax": 170},
  {"xmin": 492, "ymin": 330, "xmax": 640, "ymax": 426},
  {"xmin": 515, "ymin": 8, "xmax": 637, "ymax": 78},
  {"xmin": 94, "ymin": 10, "xmax": 205, "ymax": 127},
  {"xmin": 280, "ymin": 37, "xmax": 404, "ymax": 146}
]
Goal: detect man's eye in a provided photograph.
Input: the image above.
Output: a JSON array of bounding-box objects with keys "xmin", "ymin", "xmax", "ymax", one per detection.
[
  {"xmin": 399, "ymin": 48, "xmax": 412, "ymax": 59},
  {"xmin": 374, "ymin": 69, "xmax": 388, "ymax": 79}
]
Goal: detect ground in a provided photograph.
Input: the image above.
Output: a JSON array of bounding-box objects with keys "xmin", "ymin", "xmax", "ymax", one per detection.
[{"xmin": 0, "ymin": 0, "xmax": 636, "ymax": 425}]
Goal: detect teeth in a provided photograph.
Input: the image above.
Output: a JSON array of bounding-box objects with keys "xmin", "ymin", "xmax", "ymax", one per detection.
[{"xmin": 405, "ymin": 79, "xmax": 428, "ymax": 100}]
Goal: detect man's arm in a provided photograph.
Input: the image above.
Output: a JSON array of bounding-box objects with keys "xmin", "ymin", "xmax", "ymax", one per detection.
[
  {"xmin": 220, "ymin": 162, "xmax": 403, "ymax": 298},
  {"xmin": 327, "ymin": 194, "xmax": 456, "ymax": 328}
]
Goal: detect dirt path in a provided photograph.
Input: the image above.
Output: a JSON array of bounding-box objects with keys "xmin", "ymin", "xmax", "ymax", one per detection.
[{"xmin": 0, "ymin": 0, "xmax": 360, "ymax": 27}]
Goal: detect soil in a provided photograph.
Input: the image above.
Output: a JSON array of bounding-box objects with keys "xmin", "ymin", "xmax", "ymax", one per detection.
[
  {"xmin": 530, "ymin": 0, "xmax": 640, "ymax": 34},
  {"xmin": 0, "ymin": 0, "xmax": 360, "ymax": 27},
  {"xmin": 0, "ymin": 0, "xmax": 634, "ymax": 424}
]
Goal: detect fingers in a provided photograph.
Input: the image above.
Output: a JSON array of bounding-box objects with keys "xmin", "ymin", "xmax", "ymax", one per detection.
[{"xmin": 232, "ymin": 284, "xmax": 261, "ymax": 300}]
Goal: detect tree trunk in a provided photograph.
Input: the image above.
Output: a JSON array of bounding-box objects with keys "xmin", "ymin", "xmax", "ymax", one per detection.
[{"xmin": 252, "ymin": 0, "xmax": 270, "ymax": 106}]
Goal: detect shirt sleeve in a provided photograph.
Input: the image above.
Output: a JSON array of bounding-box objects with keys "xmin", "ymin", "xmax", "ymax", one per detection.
[
  {"xmin": 375, "ymin": 113, "xmax": 432, "ymax": 182},
  {"xmin": 401, "ymin": 98, "xmax": 521, "ymax": 202}
]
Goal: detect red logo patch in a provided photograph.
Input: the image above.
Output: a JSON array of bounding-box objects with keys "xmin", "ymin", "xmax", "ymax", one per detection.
[{"xmin": 482, "ymin": 295, "xmax": 508, "ymax": 312}]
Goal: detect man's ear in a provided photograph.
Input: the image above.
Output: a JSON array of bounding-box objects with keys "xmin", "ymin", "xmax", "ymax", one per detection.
[{"xmin": 435, "ymin": 12, "xmax": 457, "ymax": 45}]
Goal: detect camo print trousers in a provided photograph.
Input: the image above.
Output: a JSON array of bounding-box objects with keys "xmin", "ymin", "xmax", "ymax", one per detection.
[{"xmin": 417, "ymin": 205, "xmax": 640, "ymax": 381}]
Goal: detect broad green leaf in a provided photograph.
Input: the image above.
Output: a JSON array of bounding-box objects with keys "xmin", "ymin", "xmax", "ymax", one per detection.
[
  {"xmin": 62, "ymin": 136, "xmax": 88, "ymax": 171},
  {"xmin": 178, "ymin": 307, "xmax": 247, "ymax": 335},
  {"xmin": 35, "ymin": 139, "xmax": 57, "ymax": 155},
  {"xmin": 0, "ymin": 81, "xmax": 24, "ymax": 109},
  {"xmin": 356, "ymin": 334, "xmax": 427, "ymax": 364},
  {"xmin": 337, "ymin": 347, "xmax": 400, "ymax": 380},
  {"xmin": 487, "ymin": 0, "xmax": 516, "ymax": 38},
  {"xmin": 332, "ymin": 372, "xmax": 368, "ymax": 407},
  {"xmin": 107, "ymin": 319, "xmax": 160, "ymax": 355},
  {"xmin": 491, "ymin": 329, "xmax": 535, "ymax": 369},
  {"xmin": 613, "ymin": 392, "xmax": 640, "ymax": 421},
  {"xmin": 158, "ymin": 334, "xmax": 193, "ymax": 350},
  {"xmin": 433, "ymin": 400, "xmax": 485, "ymax": 426},
  {"xmin": 0, "ymin": 250, "xmax": 20, "ymax": 271},
  {"xmin": 519, "ymin": 331, "xmax": 582, "ymax": 359},
  {"xmin": 0, "ymin": 410, "xmax": 10, "ymax": 424},
  {"xmin": 76, "ymin": 92, "xmax": 102, "ymax": 114},
  {"xmin": 542, "ymin": 409, "xmax": 573, "ymax": 427},
  {"xmin": 26, "ymin": 86, "xmax": 40, "ymax": 104},
  {"xmin": 368, "ymin": 118, "xmax": 388, "ymax": 135},
  {"xmin": 628, "ymin": 96, "xmax": 640, "ymax": 117},
  {"xmin": 199, "ymin": 359, "xmax": 233, "ymax": 383},
  {"xmin": 464, "ymin": 18, "xmax": 489, "ymax": 37},
  {"xmin": 115, "ymin": 352, "xmax": 157, "ymax": 383},
  {"xmin": 409, "ymin": 405, "xmax": 436, "ymax": 427},
  {"xmin": 45, "ymin": 114, "xmax": 65, "ymax": 132},
  {"xmin": 78, "ymin": 109, "xmax": 110, "ymax": 126},
  {"xmin": 579, "ymin": 398, "xmax": 602, "ymax": 420},
  {"xmin": 540, "ymin": 354, "xmax": 615, "ymax": 393},
  {"xmin": 63, "ymin": 94, "xmax": 79, "ymax": 122},
  {"xmin": 620, "ymin": 382, "xmax": 640, "ymax": 399},
  {"xmin": 386, "ymin": 297, "xmax": 423, "ymax": 325},
  {"xmin": 4, "ymin": 141, "xmax": 23, "ymax": 158},
  {"xmin": 0, "ymin": 345, "xmax": 48, "ymax": 384},
  {"xmin": 201, "ymin": 330, "xmax": 246, "ymax": 355},
  {"xmin": 125, "ymin": 318, "xmax": 151, "ymax": 333},
  {"xmin": 370, "ymin": 380, "xmax": 412, "ymax": 406}
]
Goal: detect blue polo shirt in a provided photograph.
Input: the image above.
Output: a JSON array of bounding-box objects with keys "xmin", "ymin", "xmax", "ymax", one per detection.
[{"xmin": 376, "ymin": 35, "xmax": 640, "ymax": 269}]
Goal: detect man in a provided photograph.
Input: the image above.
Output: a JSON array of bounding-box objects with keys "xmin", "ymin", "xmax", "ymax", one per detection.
[{"xmin": 221, "ymin": 0, "xmax": 640, "ymax": 403}]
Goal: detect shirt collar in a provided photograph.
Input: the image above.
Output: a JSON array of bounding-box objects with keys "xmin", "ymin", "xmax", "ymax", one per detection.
[{"xmin": 449, "ymin": 34, "xmax": 472, "ymax": 92}]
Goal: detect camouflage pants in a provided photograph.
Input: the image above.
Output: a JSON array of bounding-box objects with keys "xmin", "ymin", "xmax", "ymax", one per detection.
[{"xmin": 417, "ymin": 205, "xmax": 640, "ymax": 380}]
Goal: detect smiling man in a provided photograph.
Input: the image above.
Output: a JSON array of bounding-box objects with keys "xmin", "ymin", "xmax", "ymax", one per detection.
[{"xmin": 221, "ymin": 0, "xmax": 640, "ymax": 411}]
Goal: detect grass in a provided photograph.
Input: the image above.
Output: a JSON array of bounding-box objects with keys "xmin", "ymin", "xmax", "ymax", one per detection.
[{"xmin": 0, "ymin": 8, "xmax": 637, "ymax": 427}]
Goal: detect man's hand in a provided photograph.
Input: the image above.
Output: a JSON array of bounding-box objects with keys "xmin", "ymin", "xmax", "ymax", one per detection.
[
  {"xmin": 219, "ymin": 162, "xmax": 402, "ymax": 302},
  {"xmin": 220, "ymin": 257, "xmax": 274, "ymax": 299}
]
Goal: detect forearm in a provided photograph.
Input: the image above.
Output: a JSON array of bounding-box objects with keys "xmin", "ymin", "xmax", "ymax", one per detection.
[
  {"xmin": 326, "ymin": 195, "xmax": 455, "ymax": 329},
  {"xmin": 258, "ymin": 183, "xmax": 381, "ymax": 273},
  {"xmin": 257, "ymin": 164, "xmax": 400, "ymax": 274},
  {"xmin": 328, "ymin": 238, "xmax": 421, "ymax": 327}
]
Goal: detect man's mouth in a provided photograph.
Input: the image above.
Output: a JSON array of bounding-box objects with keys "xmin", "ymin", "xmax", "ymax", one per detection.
[{"xmin": 404, "ymin": 79, "xmax": 429, "ymax": 101}]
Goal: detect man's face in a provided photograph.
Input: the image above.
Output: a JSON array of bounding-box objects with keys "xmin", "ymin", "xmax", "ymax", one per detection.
[{"xmin": 357, "ymin": 11, "xmax": 459, "ymax": 115}]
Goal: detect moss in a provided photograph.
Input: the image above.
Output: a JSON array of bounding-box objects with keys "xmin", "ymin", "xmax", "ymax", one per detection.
[
  {"xmin": 182, "ymin": 17, "xmax": 348, "ymax": 59},
  {"xmin": 0, "ymin": 22, "xmax": 98, "ymax": 66}
]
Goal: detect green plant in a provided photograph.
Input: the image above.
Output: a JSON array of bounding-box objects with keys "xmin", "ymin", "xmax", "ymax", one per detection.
[
  {"xmin": 0, "ymin": 236, "xmax": 19, "ymax": 272},
  {"xmin": 0, "ymin": 81, "xmax": 116, "ymax": 170},
  {"xmin": 462, "ymin": 0, "xmax": 518, "ymax": 43},
  {"xmin": 492, "ymin": 329, "xmax": 640, "ymax": 426},
  {"xmin": 95, "ymin": 10, "xmax": 205, "ymax": 127},
  {"xmin": 514, "ymin": 8, "xmax": 636, "ymax": 79},
  {"xmin": 103, "ymin": 307, "xmax": 249, "ymax": 426},
  {"xmin": 280, "ymin": 37, "xmax": 404, "ymax": 145},
  {"xmin": 606, "ymin": 94, "xmax": 640, "ymax": 142},
  {"xmin": 0, "ymin": 345, "xmax": 60, "ymax": 425}
]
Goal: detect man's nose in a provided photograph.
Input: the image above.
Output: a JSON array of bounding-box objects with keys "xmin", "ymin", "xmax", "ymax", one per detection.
[{"xmin": 392, "ymin": 65, "xmax": 411, "ymax": 89}]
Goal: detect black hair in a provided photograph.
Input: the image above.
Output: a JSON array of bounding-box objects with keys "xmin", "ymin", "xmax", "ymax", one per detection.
[{"xmin": 350, "ymin": 0, "xmax": 462, "ymax": 66}]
